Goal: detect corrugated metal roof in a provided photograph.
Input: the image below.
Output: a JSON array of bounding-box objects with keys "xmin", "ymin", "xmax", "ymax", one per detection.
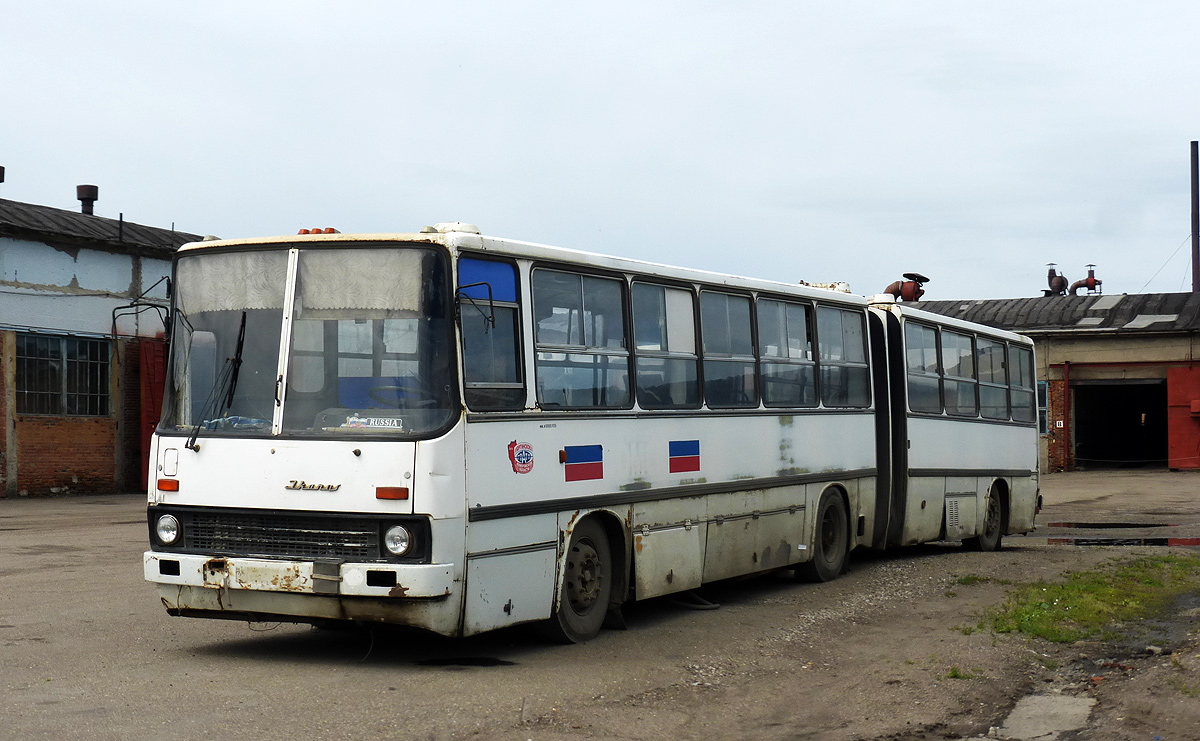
[
  {"xmin": 0, "ymin": 197, "xmax": 201, "ymax": 258},
  {"xmin": 919, "ymin": 292, "xmax": 1200, "ymax": 334}
]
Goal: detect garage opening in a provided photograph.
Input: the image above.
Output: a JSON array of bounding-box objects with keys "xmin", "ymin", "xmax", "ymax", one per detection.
[{"xmin": 1072, "ymin": 380, "xmax": 1168, "ymax": 469}]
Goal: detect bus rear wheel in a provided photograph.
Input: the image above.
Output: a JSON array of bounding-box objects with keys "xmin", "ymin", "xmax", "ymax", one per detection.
[
  {"xmin": 965, "ymin": 487, "xmax": 1003, "ymax": 552},
  {"xmin": 796, "ymin": 491, "xmax": 849, "ymax": 582},
  {"xmin": 539, "ymin": 519, "xmax": 613, "ymax": 644}
]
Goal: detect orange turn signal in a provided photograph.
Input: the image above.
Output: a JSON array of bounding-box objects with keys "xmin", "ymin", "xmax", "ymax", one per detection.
[
  {"xmin": 376, "ymin": 486, "xmax": 409, "ymax": 500},
  {"xmin": 157, "ymin": 478, "xmax": 179, "ymax": 492}
]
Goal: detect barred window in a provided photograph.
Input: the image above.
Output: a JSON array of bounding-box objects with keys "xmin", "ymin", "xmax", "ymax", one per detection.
[{"xmin": 16, "ymin": 334, "xmax": 111, "ymax": 416}]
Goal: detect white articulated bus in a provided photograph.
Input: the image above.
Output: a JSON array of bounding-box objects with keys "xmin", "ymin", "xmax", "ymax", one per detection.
[{"xmin": 144, "ymin": 223, "xmax": 1040, "ymax": 642}]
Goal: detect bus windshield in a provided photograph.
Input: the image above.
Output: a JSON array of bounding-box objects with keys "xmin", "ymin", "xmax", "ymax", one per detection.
[{"xmin": 161, "ymin": 244, "xmax": 457, "ymax": 439}]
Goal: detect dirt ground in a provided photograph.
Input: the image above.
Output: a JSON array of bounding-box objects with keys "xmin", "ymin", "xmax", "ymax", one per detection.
[
  {"xmin": 501, "ymin": 544, "xmax": 1200, "ymax": 741},
  {"xmin": 2, "ymin": 470, "xmax": 1199, "ymax": 740},
  {"xmin": 482, "ymin": 468, "xmax": 1200, "ymax": 741}
]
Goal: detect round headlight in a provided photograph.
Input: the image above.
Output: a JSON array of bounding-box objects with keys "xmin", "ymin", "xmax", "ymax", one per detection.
[
  {"xmin": 383, "ymin": 524, "xmax": 412, "ymax": 556},
  {"xmin": 156, "ymin": 514, "xmax": 181, "ymax": 545}
]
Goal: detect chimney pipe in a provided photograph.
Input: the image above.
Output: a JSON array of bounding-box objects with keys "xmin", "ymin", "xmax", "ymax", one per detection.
[
  {"xmin": 1069, "ymin": 264, "xmax": 1102, "ymax": 295},
  {"xmin": 1044, "ymin": 263, "xmax": 1068, "ymax": 296},
  {"xmin": 1191, "ymin": 141, "xmax": 1198, "ymax": 293},
  {"xmin": 77, "ymin": 184, "xmax": 98, "ymax": 215}
]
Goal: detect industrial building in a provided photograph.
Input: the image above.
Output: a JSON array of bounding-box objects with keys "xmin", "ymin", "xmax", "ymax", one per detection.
[{"xmin": 0, "ymin": 188, "xmax": 199, "ymax": 496}]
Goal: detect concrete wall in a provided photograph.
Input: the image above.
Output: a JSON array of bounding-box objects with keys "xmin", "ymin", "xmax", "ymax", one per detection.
[{"xmin": 0, "ymin": 236, "xmax": 171, "ymax": 338}]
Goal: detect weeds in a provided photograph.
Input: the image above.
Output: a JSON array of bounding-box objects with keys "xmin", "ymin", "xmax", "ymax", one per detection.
[
  {"xmin": 988, "ymin": 554, "xmax": 1200, "ymax": 643},
  {"xmin": 945, "ymin": 666, "xmax": 977, "ymax": 679}
]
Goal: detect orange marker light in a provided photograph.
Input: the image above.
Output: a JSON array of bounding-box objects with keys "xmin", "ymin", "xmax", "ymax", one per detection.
[
  {"xmin": 157, "ymin": 478, "xmax": 180, "ymax": 492},
  {"xmin": 376, "ymin": 486, "xmax": 409, "ymax": 500}
]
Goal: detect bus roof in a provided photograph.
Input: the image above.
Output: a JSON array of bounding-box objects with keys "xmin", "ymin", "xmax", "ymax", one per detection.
[{"xmin": 178, "ymin": 228, "xmax": 873, "ymax": 307}]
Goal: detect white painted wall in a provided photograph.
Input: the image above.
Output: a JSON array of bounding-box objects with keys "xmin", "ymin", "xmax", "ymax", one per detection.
[{"xmin": 0, "ymin": 236, "xmax": 172, "ymax": 337}]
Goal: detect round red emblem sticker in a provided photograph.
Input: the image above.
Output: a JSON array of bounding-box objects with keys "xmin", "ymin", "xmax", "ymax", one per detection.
[{"xmin": 508, "ymin": 441, "xmax": 534, "ymax": 474}]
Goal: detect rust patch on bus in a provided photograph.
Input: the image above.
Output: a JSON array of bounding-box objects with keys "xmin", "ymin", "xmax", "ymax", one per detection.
[
  {"xmin": 389, "ymin": 583, "xmax": 410, "ymax": 598},
  {"xmin": 634, "ymin": 534, "xmax": 643, "ymax": 553},
  {"xmin": 262, "ymin": 563, "xmax": 307, "ymax": 592}
]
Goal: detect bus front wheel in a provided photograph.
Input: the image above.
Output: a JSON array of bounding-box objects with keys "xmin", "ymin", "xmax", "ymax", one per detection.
[
  {"xmin": 540, "ymin": 519, "xmax": 613, "ymax": 644},
  {"xmin": 796, "ymin": 491, "xmax": 849, "ymax": 582}
]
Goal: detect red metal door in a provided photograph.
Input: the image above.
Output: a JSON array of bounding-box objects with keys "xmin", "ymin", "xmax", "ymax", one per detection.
[
  {"xmin": 139, "ymin": 340, "xmax": 168, "ymax": 489},
  {"xmin": 1167, "ymin": 365, "xmax": 1200, "ymax": 470}
]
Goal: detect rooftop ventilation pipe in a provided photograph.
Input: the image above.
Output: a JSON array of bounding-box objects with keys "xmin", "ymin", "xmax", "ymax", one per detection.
[
  {"xmin": 1044, "ymin": 263, "xmax": 1068, "ymax": 296},
  {"xmin": 1069, "ymin": 264, "xmax": 1102, "ymax": 295},
  {"xmin": 77, "ymin": 184, "xmax": 98, "ymax": 215},
  {"xmin": 883, "ymin": 272, "xmax": 929, "ymax": 302}
]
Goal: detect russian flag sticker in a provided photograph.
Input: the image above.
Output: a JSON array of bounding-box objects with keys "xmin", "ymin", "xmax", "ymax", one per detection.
[
  {"xmin": 563, "ymin": 445, "xmax": 604, "ymax": 482},
  {"xmin": 669, "ymin": 440, "xmax": 701, "ymax": 473}
]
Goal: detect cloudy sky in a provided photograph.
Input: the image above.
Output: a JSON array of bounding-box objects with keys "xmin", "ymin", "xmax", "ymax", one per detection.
[{"xmin": 3, "ymin": 2, "xmax": 1199, "ymax": 299}]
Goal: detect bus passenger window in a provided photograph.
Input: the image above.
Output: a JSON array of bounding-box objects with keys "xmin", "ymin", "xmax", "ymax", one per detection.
[
  {"xmin": 904, "ymin": 322, "xmax": 941, "ymax": 413},
  {"xmin": 532, "ymin": 269, "xmax": 629, "ymax": 409},
  {"xmin": 458, "ymin": 258, "xmax": 524, "ymax": 410},
  {"xmin": 817, "ymin": 307, "xmax": 870, "ymax": 408},
  {"xmin": 941, "ymin": 330, "xmax": 978, "ymax": 416},
  {"xmin": 1009, "ymin": 345, "xmax": 1036, "ymax": 423},
  {"xmin": 976, "ymin": 338, "xmax": 1009, "ymax": 420},
  {"xmin": 758, "ymin": 298, "xmax": 816, "ymax": 407},
  {"xmin": 701, "ymin": 291, "xmax": 757, "ymax": 408},
  {"xmin": 631, "ymin": 283, "xmax": 699, "ymax": 408}
]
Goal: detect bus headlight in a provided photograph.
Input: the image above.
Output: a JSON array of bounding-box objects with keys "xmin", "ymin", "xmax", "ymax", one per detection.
[
  {"xmin": 383, "ymin": 524, "xmax": 412, "ymax": 556},
  {"xmin": 156, "ymin": 514, "xmax": 181, "ymax": 545}
]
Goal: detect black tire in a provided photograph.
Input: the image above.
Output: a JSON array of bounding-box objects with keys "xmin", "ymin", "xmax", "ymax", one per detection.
[
  {"xmin": 539, "ymin": 519, "xmax": 613, "ymax": 644},
  {"xmin": 965, "ymin": 487, "xmax": 1003, "ymax": 552},
  {"xmin": 796, "ymin": 491, "xmax": 849, "ymax": 582}
]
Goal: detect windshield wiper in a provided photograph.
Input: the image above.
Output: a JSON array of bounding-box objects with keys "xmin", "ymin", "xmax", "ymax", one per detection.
[
  {"xmin": 224, "ymin": 311, "xmax": 247, "ymax": 409},
  {"xmin": 185, "ymin": 311, "xmax": 247, "ymax": 451}
]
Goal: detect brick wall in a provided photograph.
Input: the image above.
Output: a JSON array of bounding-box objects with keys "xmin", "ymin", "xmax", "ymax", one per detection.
[
  {"xmin": 15, "ymin": 416, "xmax": 118, "ymax": 494},
  {"xmin": 1045, "ymin": 379, "xmax": 1069, "ymax": 471}
]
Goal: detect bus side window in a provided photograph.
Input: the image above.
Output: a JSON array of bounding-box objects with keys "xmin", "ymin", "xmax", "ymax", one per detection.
[
  {"xmin": 631, "ymin": 283, "xmax": 699, "ymax": 409},
  {"xmin": 458, "ymin": 258, "xmax": 524, "ymax": 410},
  {"xmin": 904, "ymin": 321, "xmax": 941, "ymax": 413},
  {"xmin": 817, "ymin": 306, "xmax": 870, "ymax": 408},
  {"xmin": 1009, "ymin": 345, "xmax": 1036, "ymax": 423},
  {"xmin": 531, "ymin": 269, "xmax": 629, "ymax": 409},
  {"xmin": 700, "ymin": 291, "xmax": 757, "ymax": 408},
  {"xmin": 941, "ymin": 329, "xmax": 978, "ymax": 416},
  {"xmin": 758, "ymin": 298, "xmax": 816, "ymax": 408},
  {"xmin": 977, "ymin": 337, "xmax": 1009, "ymax": 420}
]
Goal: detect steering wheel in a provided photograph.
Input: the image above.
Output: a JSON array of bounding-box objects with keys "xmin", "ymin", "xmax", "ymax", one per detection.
[{"xmin": 367, "ymin": 384, "xmax": 440, "ymax": 409}]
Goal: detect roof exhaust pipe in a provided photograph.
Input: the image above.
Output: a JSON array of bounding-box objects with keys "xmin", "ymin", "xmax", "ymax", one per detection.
[
  {"xmin": 1044, "ymin": 263, "xmax": 1068, "ymax": 296},
  {"xmin": 77, "ymin": 184, "xmax": 98, "ymax": 215},
  {"xmin": 883, "ymin": 272, "xmax": 929, "ymax": 302},
  {"xmin": 1069, "ymin": 264, "xmax": 1102, "ymax": 295}
]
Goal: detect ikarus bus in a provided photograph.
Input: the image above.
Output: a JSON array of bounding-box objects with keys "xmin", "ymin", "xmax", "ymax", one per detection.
[{"xmin": 144, "ymin": 223, "xmax": 1040, "ymax": 642}]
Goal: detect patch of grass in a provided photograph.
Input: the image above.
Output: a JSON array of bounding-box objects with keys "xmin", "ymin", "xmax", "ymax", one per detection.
[
  {"xmin": 945, "ymin": 666, "xmax": 977, "ymax": 679},
  {"xmin": 954, "ymin": 574, "xmax": 1013, "ymax": 586},
  {"xmin": 1167, "ymin": 676, "xmax": 1200, "ymax": 698},
  {"xmin": 953, "ymin": 623, "xmax": 977, "ymax": 635},
  {"xmin": 988, "ymin": 554, "xmax": 1200, "ymax": 644},
  {"xmin": 944, "ymin": 590, "xmax": 958, "ymax": 598}
]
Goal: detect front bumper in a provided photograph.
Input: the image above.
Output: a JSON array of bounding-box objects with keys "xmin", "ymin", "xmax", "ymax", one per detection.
[{"xmin": 144, "ymin": 552, "xmax": 454, "ymax": 598}]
